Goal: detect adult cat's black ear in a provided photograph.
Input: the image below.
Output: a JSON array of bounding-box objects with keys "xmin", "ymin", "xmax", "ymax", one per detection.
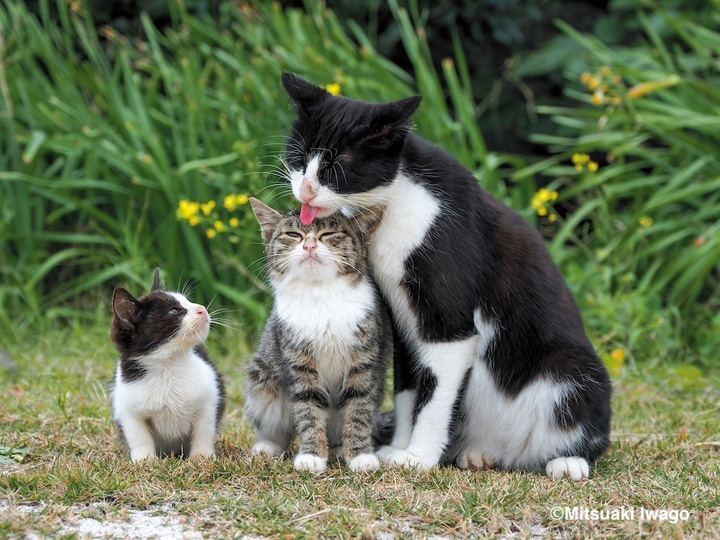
[
  {"xmin": 352, "ymin": 206, "xmax": 386, "ymax": 241},
  {"xmin": 112, "ymin": 287, "xmax": 138, "ymax": 329},
  {"xmin": 150, "ymin": 268, "xmax": 164, "ymax": 293},
  {"xmin": 365, "ymin": 95, "xmax": 422, "ymax": 142},
  {"xmin": 281, "ymin": 73, "xmax": 330, "ymax": 111},
  {"xmin": 249, "ymin": 197, "xmax": 283, "ymax": 243}
]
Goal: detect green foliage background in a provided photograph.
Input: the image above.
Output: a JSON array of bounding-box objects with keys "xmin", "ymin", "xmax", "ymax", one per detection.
[{"xmin": 1, "ymin": 0, "xmax": 718, "ymax": 373}]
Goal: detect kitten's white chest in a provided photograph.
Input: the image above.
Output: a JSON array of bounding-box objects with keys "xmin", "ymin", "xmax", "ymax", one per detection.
[{"xmin": 113, "ymin": 351, "xmax": 217, "ymax": 440}]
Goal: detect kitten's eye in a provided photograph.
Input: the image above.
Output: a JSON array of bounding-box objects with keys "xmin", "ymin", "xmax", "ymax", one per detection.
[
  {"xmin": 283, "ymin": 231, "xmax": 303, "ymax": 239},
  {"xmin": 169, "ymin": 308, "xmax": 181, "ymax": 315},
  {"xmin": 320, "ymin": 232, "xmax": 340, "ymax": 240}
]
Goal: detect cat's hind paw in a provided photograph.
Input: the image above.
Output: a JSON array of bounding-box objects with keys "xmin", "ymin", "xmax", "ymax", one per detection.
[
  {"xmin": 546, "ymin": 456, "xmax": 589, "ymax": 481},
  {"xmin": 456, "ymin": 450, "xmax": 493, "ymax": 471},
  {"xmin": 348, "ymin": 453, "xmax": 380, "ymax": 473},
  {"xmin": 251, "ymin": 440, "xmax": 284, "ymax": 458},
  {"xmin": 294, "ymin": 453, "xmax": 327, "ymax": 473}
]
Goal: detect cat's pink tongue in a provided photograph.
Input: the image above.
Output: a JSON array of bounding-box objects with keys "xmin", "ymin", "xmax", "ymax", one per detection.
[{"xmin": 300, "ymin": 203, "xmax": 319, "ymax": 225}]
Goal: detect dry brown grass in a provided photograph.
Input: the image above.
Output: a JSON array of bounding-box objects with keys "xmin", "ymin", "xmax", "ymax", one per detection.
[{"xmin": 1, "ymin": 324, "xmax": 718, "ymax": 538}]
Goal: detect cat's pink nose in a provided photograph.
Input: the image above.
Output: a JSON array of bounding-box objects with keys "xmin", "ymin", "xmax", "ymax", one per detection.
[
  {"xmin": 299, "ymin": 178, "xmax": 318, "ymax": 203},
  {"xmin": 303, "ymin": 236, "xmax": 317, "ymax": 255}
]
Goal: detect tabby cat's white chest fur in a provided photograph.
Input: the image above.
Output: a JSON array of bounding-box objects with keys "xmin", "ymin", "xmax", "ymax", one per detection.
[{"xmin": 273, "ymin": 278, "xmax": 375, "ymax": 388}]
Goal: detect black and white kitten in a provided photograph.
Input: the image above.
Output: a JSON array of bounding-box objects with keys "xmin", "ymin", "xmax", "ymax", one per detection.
[
  {"xmin": 110, "ymin": 270, "xmax": 225, "ymax": 461},
  {"xmin": 244, "ymin": 199, "xmax": 391, "ymax": 473},
  {"xmin": 278, "ymin": 73, "xmax": 611, "ymax": 481}
]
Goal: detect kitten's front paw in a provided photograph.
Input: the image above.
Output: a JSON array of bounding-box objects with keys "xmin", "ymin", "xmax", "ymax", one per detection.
[
  {"xmin": 456, "ymin": 450, "xmax": 493, "ymax": 471},
  {"xmin": 384, "ymin": 449, "xmax": 435, "ymax": 470},
  {"xmin": 348, "ymin": 453, "xmax": 380, "ymax": 473},
  {"xmin": 294, "ymin": 453, "xmax": 327, "ymax": 473},
  {"xmin": 251, "ymin": 441, "xmax": 284, "ymax": 458},
  {"xmin": 130, "ymin": 448, "xmax": 156, "ymax": 462},
  {"xmin": 546, "ymin": 457, "xmax": 589, "ymax": 481}
]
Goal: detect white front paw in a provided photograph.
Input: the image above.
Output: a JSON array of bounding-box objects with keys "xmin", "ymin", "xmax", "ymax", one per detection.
[
  {"xmin": 376, "ymin": 445, "xmax": 401, "ymax": 464},
  {"xmin": 384, "ymin": 449, "xmax": 435, "ymax": 470},
  {"xmin": 348, "ymin": 453, "xmax": 380, "ymax": 473},
  {"xmin": 130, "ymin": 448, "xmax": 156, "ymax": 462},
  {"xmin": 546, "ymin": 457, "xmax": 590, "ymax": 481},
  {"xmin": 294, "ymin": 453, "xmax": 327, "ymax": 473},
  {"xmin": 251, "ymin": 441, "xmax": 284, "ymax": 458}
]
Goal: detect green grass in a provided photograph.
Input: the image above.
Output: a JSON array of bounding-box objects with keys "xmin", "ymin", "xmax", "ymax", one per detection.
[{"xmin": 1, "ymin": 324, "xmax": 718, "ymax": 538}]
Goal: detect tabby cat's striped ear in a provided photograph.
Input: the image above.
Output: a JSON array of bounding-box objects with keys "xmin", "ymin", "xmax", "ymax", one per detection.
[
  {"xmin": 249, "ymin": 197, "xmax": 282, "ymax": 243},
  {"xmin": 352, "ymin": 206, "xmax": 386, "ymax": 241}
]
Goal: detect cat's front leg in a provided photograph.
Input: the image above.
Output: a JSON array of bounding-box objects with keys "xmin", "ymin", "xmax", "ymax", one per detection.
[
  {"xmin": 340, "ymin": 376, "xmax": 382, "ymax": 473},
  {"xmin": 118, "ymin": 413, "xmax": 157, "ymax": 462},
  {"xmin": 188, "ymin": 399, "xmax": 219, "ymax": 460},
  {"xmin": 291, "ymin": 386, "xmax": 331, "ymax": 473},
  {"xmin": 384, "ymin": 338, "xmax": 476, "ymax": 470},
  {"xmin": 377, "ymin": 335, "xmax": 416, "ymax": 462}
]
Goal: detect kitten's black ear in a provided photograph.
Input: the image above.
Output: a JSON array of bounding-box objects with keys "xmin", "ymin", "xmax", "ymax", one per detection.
[
  {"xmin": 352, "ymin": 206, "xmax": 385, "ymax": 242},
  {"xmin": 150, "ymin": 268, "xmax": 164, "ymax": 293},
  {"xmin": 249, "ymin": 197, "xmax": 282, "ymax": 243},
  {"xmin": 112, "ymin": 287, "xmax": 138, "ymax": 329},
  {"xmin": 368, "ymin": 95, "xmax": 422, "ymax": 135},
  {"xmin": 282, "ymin": 72, "xmax": 330, "ymax": 111}
]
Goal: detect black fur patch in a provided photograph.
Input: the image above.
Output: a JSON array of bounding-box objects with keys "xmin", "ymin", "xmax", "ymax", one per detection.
[{"xmin": 110, "ymin": 288, "xmax": 186, "ymax": 382}]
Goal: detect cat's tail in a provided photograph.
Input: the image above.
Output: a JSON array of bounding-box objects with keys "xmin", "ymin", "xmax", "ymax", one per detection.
[{"xmin": 372, "ymin": 410, "xmax": 395, "ymax": 447}]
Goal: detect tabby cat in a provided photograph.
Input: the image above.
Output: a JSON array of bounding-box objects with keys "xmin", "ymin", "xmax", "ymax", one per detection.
[{"xmin": 245, "ymin": 198, "xmax": 392, "ymax": 473}]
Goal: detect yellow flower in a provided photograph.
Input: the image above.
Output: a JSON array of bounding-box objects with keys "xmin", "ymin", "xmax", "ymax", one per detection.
[
  {"xmin": 188, "ymin": 216, "xmax": 200, "ymax": 227},
  {"xmin": 235, "ymin": 194, "xmax": 249, "ymax": 205},
  {"xmin": 588, "ymin": 161, "xmax": 599, "ymax": 172},
  {"xmin": 627, "ymin": 75, "xmax": 680, "ymax": 99},
  {"xmin": 548, "ymin": 213, "xmax": 557, "ymax": 223},
  {"xmin": 177, "ymin": 200, "xmax": 200, "ymax": 220},
  {"xmin": 536, "ymin": 205, "xmax": 548, "ymax": 217},
  {"xmin": 201, "ymin": 201, "xmax": 216, "ymax": 216},
  {"xmin": 206, "ymin": 229, "xmax": 217, "ymax": 239},
  {"xmin": 639, "ymin": 216, "xmax": 653, "ymax": 228},
  {"xmin": 229, "ymin": 217, "xmax": 240, "ymax": 227},
  {"xmin": 571, "ymin": 153, "xmax": 589, "ymax": 165},
  {"xmin": 575, "ymin": 163, "xmax": 584, "ymax": 171},
  {"xmin": 592, "ymin": 90, "xmax": 605, "ymax": 105},
  {"xmin": 549, "ymin": 190, "xmax": 558, "ymax": 201},
  {"xmin": 214, "ymin": 220, "xmax": 225, "ymax": 232},
  {"xmin": 604, "ymin": 348, "xmax": 625, "ymax": 377},
  {"xmin": 325, "ymin": 83, "xmax": 341, "ymax": 96},
  {"xmin": 224, "ymin": 194, "xmax": 237, "ymax": 212},
  {"xmin": 580, "ymin": 72, "xmax": 590, "ymax": 84}
]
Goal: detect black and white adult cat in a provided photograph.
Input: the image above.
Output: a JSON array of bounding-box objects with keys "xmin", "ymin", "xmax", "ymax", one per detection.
[{"xmin": 279, "ymin": 73, "xmax": 611, "ymax": 480}]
